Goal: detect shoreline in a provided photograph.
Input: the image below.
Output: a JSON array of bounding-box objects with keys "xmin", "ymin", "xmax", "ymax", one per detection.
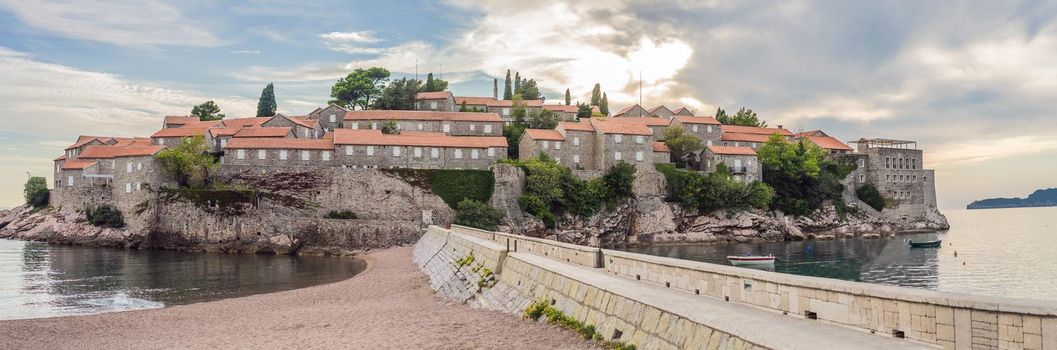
[
  {"xmin": 0, "ymin": 246, "xmax": 597, "ymax": 349},
  {"xmin": 604, "ymin": 227, "xmax": 943, "ymax": 249}
]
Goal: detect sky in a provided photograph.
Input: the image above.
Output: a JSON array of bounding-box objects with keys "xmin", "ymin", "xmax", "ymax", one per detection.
[{"xmin": 1, "ymin": 0, "xmax": 1056, "ymax": 209}]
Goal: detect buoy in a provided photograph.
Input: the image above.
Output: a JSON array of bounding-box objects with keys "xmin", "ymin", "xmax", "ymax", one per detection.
[
  {"xmin": 954, "ymin": 251, "xmax": 958, "ymax": 257},
  {"xmin": 963, "ymin": 262, "xmax": 966, "ymax": 265}
]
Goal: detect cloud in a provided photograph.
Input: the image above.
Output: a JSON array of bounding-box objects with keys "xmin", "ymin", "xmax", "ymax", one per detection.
[
  {"xmin": 0, "ymin": 0, "xmax": 221, "ymax": 47},
  {"xmin": 319, "ymin": 31, "xmax": 381, "ymax": 43},
  {"xmin": 229, "ymin": 50, "xmax": 261, "ymax": 55}
]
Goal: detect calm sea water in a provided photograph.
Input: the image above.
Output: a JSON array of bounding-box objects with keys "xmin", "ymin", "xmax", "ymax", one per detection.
[
  {"xmin": 0, "ymin": 240, "xmax": 366, "ymax": 320},
  {"xmin": 620, "ymin": 207, "xmax": 1057, "ymax": 302}
]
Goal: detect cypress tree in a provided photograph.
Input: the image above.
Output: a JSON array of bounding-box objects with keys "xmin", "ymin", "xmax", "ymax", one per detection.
[
  {"xmin": 503, "ymin": 70, "xmax": 512, "ymax": 100},
  {"xmin": 590, "ymin": 83, "xmax": 601, "ymax": 106},
  {"xmin": 600, "ymin": 92, "xmax": 610, "ymax": 116},
  {"xmin": 257, "ymin": 83, "xmax": 277, "ymax": 117},
  {"xmin": 514, "ymin": 72, "xmax": 521, "ymax": 94},
  {"xmin": 425, "ymin": 73, "xmax": 435, "ymax": 92},
  {"xmin": 564, "ymin": 89, "xmax": 571, "ymax": 105}
]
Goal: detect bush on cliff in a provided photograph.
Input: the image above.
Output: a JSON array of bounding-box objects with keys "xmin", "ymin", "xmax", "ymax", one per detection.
[
  {"xmin": 24, "ymin": 176, "xmax": 49, "ymax": 209},
  {"xmin": 85, "ymin": 205, "xmax": 125, "ymax": 228},
  {"xmin": 655, "ymin": 163, "xmax": 774, "ymax": 212},
  {"xmin": 454, "ymin": 199, "xmax": 504, "ymax": 231},
  {"xmin": 324, "ymin": 210, "xmax": 358, "ymax": 219},
  {"xmin": 856, "ymin": 184, "xmax": 887, "ymax": 211},
  {"xmin": 757, "ymin": 135, "xmax": 854, "ymax": 216},
  {"xmin": 426, "ymin": 169, "xmax": 494, "ymax": 208},
  {"xmin": 507, "ymin": 156, "xmax": 635, "ymax": 228},
  {"xmin": 155, "ymin": 135, "xmax": 218, "ymax": 188}
]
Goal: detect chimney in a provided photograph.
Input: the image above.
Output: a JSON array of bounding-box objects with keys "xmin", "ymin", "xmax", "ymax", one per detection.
[
  {"xmin": 493, "ymin": 79, "xmax": 498, "ymax": 100},
  {"xmin": 777, "ymin": 124, "xmax": 784, "ymax": 130}
]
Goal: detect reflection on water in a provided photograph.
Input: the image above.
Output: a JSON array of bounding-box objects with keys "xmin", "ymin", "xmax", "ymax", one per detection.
[
  {"xmin": 620, "ymin": 207, "xmax": 1057, "ymax": 302},
  {"xmin": 0, "ymin": 239, "xmax": 366, "ymax": 320}
]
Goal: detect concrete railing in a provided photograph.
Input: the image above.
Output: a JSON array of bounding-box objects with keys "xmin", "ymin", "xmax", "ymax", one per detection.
[
  {"xmin": 451, "ymin": 225, "xmax": 601, "ymax": 268},
  {"xmin": 602, "ymin": 249, "xmax": 1057, "ymax": 349}
]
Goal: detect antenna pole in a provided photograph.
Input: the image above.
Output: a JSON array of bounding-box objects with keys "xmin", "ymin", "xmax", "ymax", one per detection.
[{"xmin": 639, "ymin": 71, "xmax": 643, "ymax": 116}]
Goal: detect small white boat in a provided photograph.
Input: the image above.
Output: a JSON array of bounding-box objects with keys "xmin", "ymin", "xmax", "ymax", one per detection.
[{"xmin": 727, "ymin": 254, "xmax": 776, "ymax": 267}]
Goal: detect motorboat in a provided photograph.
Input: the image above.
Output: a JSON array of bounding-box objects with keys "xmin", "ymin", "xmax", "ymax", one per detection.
[{"xmin": 727, "ymin": 254, "xmax": 776, "ymax": 267}]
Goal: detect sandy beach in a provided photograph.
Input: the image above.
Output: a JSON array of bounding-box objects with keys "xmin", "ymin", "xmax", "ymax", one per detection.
[{"xmin": 0, "ymin": 246, "xmax": 596, "ymax": 349}]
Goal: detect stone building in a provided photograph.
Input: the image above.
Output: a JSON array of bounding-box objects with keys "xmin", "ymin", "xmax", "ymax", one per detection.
[
  {"xmin": 611, "ymin": 104, "xmax": 650, "ymax": 118},
  {"xmin": 700, "ymin": 145, "xmax": 761, "ymax": 183},
  {"xmin": 261, "ymin": 114, "xmax": 323, "ymax": 139},
  {"xmin": 343, "ymin": 110, "xmax": 503, "ymax": 137},
  {"xmin": 671, "ymin": 116, "xmax": 722, "ymax": 147},
  {"xmin": 151, "ymin": 125, "xmax": 215, "ymax": 148},
  {"xmin": 452, "ymin": 96, "xmax": 493, "ymax": 112},
  {"xmin": 608, "ymin": 116, "xmax": 672, "ymax": 141},
  {"xmin": 519, "ymin": 119, "xmax": 656, "ymax": 172},
  {"xmin": 646, "ymin": 106, "xmax": 675, "ymax": 119},
  {"xmin": 51, "ymin": 142, "xmax": 166, "ymax": 216},
  {"xmin": 542, "ymin": 104, "xmax": 597, "ymax": 121},
  {"xmin": 519, "ymin": 129, "xmax": 568, "ymax": 165},
  {"xmin": 557, "ymin": 121, "xmax": 600, "ymax": 170},
  {"xmin": 672, "ymin": 107, "xmax": 695, "ymax": 116},
  {"xmin": 222, "ymin": 138, "xmax": 336, "ymax": 167},
  {"xmin": 720, "ymin": 125, "xmax": 794, "ymax": 149},
  {"xmin": 307, "ymin": 104, "xmax": 350, "ymax": 131},
  {"xmin": 652, "ymin": 142, "xmax": 671, "ymax": 164},
  {"xmin": 485, "ymin": 98, "xmax": 543, "ymax": 123},
  {"xmin": 796, "ymin": 130, "xmax": 853, "ymax": 155},
  {"xmin": 163, "ymin": 116, "xmax": 199, "ymax": 128},
  {"xmin": 333, "ymin": 129, "xmax": 508, "ymax": 170},
  {"xmin": 220, "ymin": 117, "xmax": 270, "ymax": 128},
  {"xmin": 849, "ymin": 138, "xmax": 938, "ymax": 222},
  {"xmin": 591, "ymin": 120, "xmax": 655, "ymax": 171},
  {"xmin": 414, "ymin": 91, "xmax": 456, "ymax": 112}
]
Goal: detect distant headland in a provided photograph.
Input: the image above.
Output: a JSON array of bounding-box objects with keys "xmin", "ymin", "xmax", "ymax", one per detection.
[{"xmin": 967, "ymin": 188, "xmax": 1057, "ymax": 209}]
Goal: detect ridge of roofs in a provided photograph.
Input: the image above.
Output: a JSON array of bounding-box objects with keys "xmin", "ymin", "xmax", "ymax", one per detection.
[
  {"xmin": 151, "ymin": 126, "xmax": 211, "ymax": 138},
  {"xmin": 454, "ymin": 96, "xmax": 496, "ymax": 105},
  {"xmin": 343, "ymin": 110, "xmax": 502, "ymax": 122},
  {"xmin": 282, "ymin": 115, "xmax": 318, "ymax": 129},
  {"xmin": 164, "ymin": 116, "xmax": 197, "ymax": 125},
  {"xmin": 558, "ymin": 121, "xmax": 595, "ymax": 132},
  {"xmin": 78, "ymin": 145, "xmax": 165, "ymax": 159},
  {"xmin": 708, "ymin": 145, "xmax": 757, "ymax": 156},
  {"xmin": 673, "ymin": 107, "xmax": 694, "ymax": 115},
  {"xmin": 224, "ymin": 138, "xmax": 334, "ymax": 150},
  {"xmin": 652, "ymin": 142, "xmax": 670, "ymax": 153},
  {"xmin": 542, "ymin": 104, "xmax": 578, "ymax": 112},
  {"xmin": 221, "ymin": 117, "xmax": 270, "ymax": 128},
  {"xmin": 721, "ymin": 125, "xmax": 793, "ymax": 136},
  {"xmin": 524, "ymin": 129, "xmax": 564, "ymax": 141},
  {"xmin": 65, "ymin": 136, "xmax": 109, "ymax": 150},
  {"xmin": 233, "ymin": 127, "xmax": 292, "ymax": 138},
  {"xmin": 721, "ymin": 132, "xmax": 772, "ymax": 143},
  {"xmin": 415, "ymin": 91, "xmax": 452, "ymax": 100},
  {"xmin": 647, "ymin": 106, "xmax": 673, "ymax": 114},
  {"xmin": 803, "ymin": 135, "xmax": 853, "ymax": 151},
  {"xmin": 609, "ymin": 116, "xmax": 672, "ymax": 127},
  {"xmin": 54, "ymin": 155, "xmax": 67, "ymax": 161},
  {"xmin": 333, "ymin": 129, "xmax": 507, "ymax": 148},
  {"xmin": 110, "ymin": 137, "xmax": 152, "ymax": 147},
  {"xmin": 485, "ymin": 99, "xmax": 543, "ymax": 107},
  {"xmin": 209, "ymin": 127, "xmax": 242, "ymax": 137},
  {"xmin": 61, "ymin": 159, "xmax": 98, "ymax": 170},
  {"xmin": 674, "ymin": 116, "xmax": 720, "ymax": 125},
  {"xmin": 590, "ymin": 119, "xmax": 653, "ymax": 136},
  {"xmin": 612, "ymin": 104, "xmax": 641, "ymax": 116}
]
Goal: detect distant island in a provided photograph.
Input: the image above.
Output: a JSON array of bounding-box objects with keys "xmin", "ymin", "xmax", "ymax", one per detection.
[{"xmin": 967, "ymin": 188, "xmax": 1057, "ymax": 209}]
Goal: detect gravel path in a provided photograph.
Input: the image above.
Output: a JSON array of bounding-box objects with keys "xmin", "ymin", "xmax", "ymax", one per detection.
[{"xmin": 0, "ymin": 246, "xmax": 596, "ymax": 349}]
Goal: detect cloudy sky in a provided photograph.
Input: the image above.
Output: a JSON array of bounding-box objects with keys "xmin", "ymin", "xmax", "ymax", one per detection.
[{"xmin": 1, "ymin": 0, "xmax": 1056, "ymax": 209}]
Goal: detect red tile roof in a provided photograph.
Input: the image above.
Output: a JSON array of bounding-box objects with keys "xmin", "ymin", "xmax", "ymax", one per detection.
[
  {"xmin": 609, "ymin": 116, "xmax": 672, "ymax": 127},
  {"xmin": 721, "ymin": 125, "xmax": 793, "ymax": 136},
  {"xmin": 708, "ymin": 145, "xmax": 757, "ymax": 156},
  {"xmin": 672, "ymin": 107, "xmax": 694, "ymax": 116},
  {"xmin": 78, "ymin": 145, "xmax": 165, "ymax": 159},
  {"xmin": 343, "ymin": 110, "xmax": 502, "ymax": 123},
  {"xmin": 415, "ymin": 91, "xmax": 453, "ymax": 100},
  {"xmin": 209, "ymin": 127, "xmax": 242, "ymax": 137},
  {"xmin": 224, "ymin": 138, "xmax": 334, "ymax": 150},
  {"xmin": 333, "ymin": 129, "xmax": 507, "ymax": 148},
  {"xmin": 612, "ymin": 104, "xmax": 647, "ymax": 117},
  {"xmin": 65, "ymin": 136, "xmax": 109, "ymax": 150},
  {"xmin": 590, "ymin": 119, "xmax": 653, "ymax": 136},
  {"xmin": 222, "ymin": 117, "xmax": 270, "ymax": 128},
  {"xmin": 54, "ymin": 155, "xmax": 67, "ymax": 161},
  {"xmin": 802, "ymin": 135, "xmax": 852, "ymax": 151},
  {"xmin": 110, "ymin": 137, "xmax": 153, "ymax": 147},
  {"xmin": 151, "ymin": 127, "xmax": 211, "ymax": 138},
  {"xmin": 652, "ymin": 142, "xmax": 670, "ymax": 153},
  {"xmin": 558, "ymin": 121, "xmax": 595, "ymax": 132},
  {"xmin": 524, "ymin": 129, "xmax": 565, "ymax": 141},
  {"xmin": 485, "ymin": 99, "xmax": 543, "ymax": 107},
  {"xmin": 164, "ymin": 116, "xmax": 198, "ymax": 125},
  {"xmin": 233, "ymin": 127, "xmax": 292, "ymax": 138},
  {"xmin": 721, "ymin": 132, "xmax": 772, "ymax": 143},
  {"xmin": 454, "ymin": 96, "xmax": 496, "ymax": 105},
  {"xmin": 674, "ymin": 116, "xmax": 721, "ymax": 125},
  {"xmin": 542, "ymin": 104, "xmax": 578, "ymax": 113},
  {"xmin": 647, "ymin": 106, "xmax": 673, "ymax": 115},
  {"xmin": 61, "ymin": 159, "xmax": 98, "ymax": 170},
  {"xmin": 287, "ymin": 115, "xmax": 320, "ymax": 129}
]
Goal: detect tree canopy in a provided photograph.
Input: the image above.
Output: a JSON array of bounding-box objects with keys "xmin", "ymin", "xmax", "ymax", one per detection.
[
  {"xmin": 528, "ymin": 109, "xmax": 559, "ymax": 129},
  {"xmin": 757, "ymin": 135, "xmax": 853, "ymax": 215},
  {"xmin": 191, "ymin": 100, "xmax": 225, "ymax": 121},
  {"xmin": 423, "ymin": 73, "xmax": 448, "ymax": 92},
  {"xmin": 575, "ymin": 103, "xmax": 592, "ymax": 120},
  {"xmin": 330, "ymin": 67, "xmax": 391, "ymax": 110},
  {"xmin": 372, "ymin": 77, "xmax": 422, "ymax": 110},
  {"xmin": 663, "ymin": 126, "xmax": 703, "ymax": 167},
  {"xmin": 600, "ymin": 93, "xmax": 609, "ymax": 116},
  {"xmin": 380, "ymin": 119, "xmax": 400, "ymax": 134},
  {"xmin": 155, "ymin": 136, "xmax": 218, "ymax": 188},
  {"xmin": 716, "ymin": 107, "xmax": 767, "ymax": 127},
  {"xmin": 24, "ymin": 176, "xmax": 48, "ymax": 208},
  {"xmin": 256, "ymin": 83, "xmax": 277, "ymax": 117},
  {"xmin": 564, "ymin": 89, "xmax": 571, "ymax": 105},
  {"xmin": 510, "ymin": 157, "xmax": 636, "ymax": 228},
  {"xmin": 503, "ymin": 70, "xmax": 513, "ymax": 100},
  {"xmin": 515, "ymin": 78, "xmax": 541, "ymax": 100}
]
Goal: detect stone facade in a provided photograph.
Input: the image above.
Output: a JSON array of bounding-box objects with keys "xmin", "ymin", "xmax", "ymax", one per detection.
[
  {"xmin": 594, "ymin": 131, "xmax": 654, "ymax": 172},
  {"xmin": 261, "ymin": 114, "xmax": 323, "ymax": 139},
  {"xmin": 343, "ymin": 110, "xmax": 503, "ymax": 137},
  {"xmin": 414, "ymin": 91, "xmax": 456, "ymax": 112},
  {"xmin": 853, "ymin": 140, "xmax": 938, "ymax": 223},
  {"xmin": 701, "ymin": 147, "xmax": 762, "ymax": 183},
  {"xmin": 671, "ymin": 116, "xmax": 723, "ymax": 147},
  {"xmin": 307, "ymin": 104, "xmax": 349, "ymax": 131}
]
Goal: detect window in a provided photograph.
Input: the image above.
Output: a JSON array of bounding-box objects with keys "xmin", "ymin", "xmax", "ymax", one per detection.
[
  {"xmin": 469, "ymin": 124, "xmax": 476, "ymax": 131},
  {"xmin": 614, "ymin": 134, "xmax": 623, "ymax": 143},
  {"xmin": 351, "ymin": 123, "xmax": 359, "ymax": 130},
  {"xmin": 67, "ymin": 176, "xmax": 74, "ymax": 187},
  {"xmin": 454, "ymin": 149, "xmax": 463, "ymax": 159},
  {"xmin": 237, "ymin": 149, "xmax": 246, "ymax": 159},
  {"xmin": 346, "ymin": 146, "xmax": 353, "ymax": 156},
  {"xmin": 484, "ymin": 125, "xmax": 492, "ymax": 133},
  {"xmin": 692, "ymin": 125, "xmax": 699, "ymax": 132},
  {"xmin": 136, "ymin": 183, "xmax": 141, "ymax": 191},
  {"xmin": 431, "ymin": 148, "xmax": 439, "ymax": 158},
  {"xmin": 635, "ymin": 136, "xmax": 644, "ymax": 144},
  {"xmin": 487, "ymin": 148, "xmax": 495, "ymax": 157},
  {"xmin": 543, "ymin": 141, "xmax": 550, "ymax": 149},
  {"xmin": 322, "ymin": 151, "xmax": 331, "ymax": 161},
  {"xmin": 301, "ymin": 150, "xmax": 310, "ymax": 160},
  {"xmin": 859, "ymin": 174, "xmax": 866, "ymax": 183},
  {"xmin": 555, "ymin": 141, "xmax": 562, "ymax": 150},
  {"xmin": 858, "ymin": 159, "xmax": 865, "ymax": 168},
  {"xmin": 125, "ymin": 183, "xmax": 131, "ymax": 193},
  {"xmin": 258, "ymin": 150, "xmax": 267, "ymax": 160},
  {"xmin": 502, "ymin": 108, "xmax": 510, "ymax": 115},
  {"xmin": 614, "ymin": 151, "xmax": 622, "ymax": 160},
  {"xmin": 573, "ymin": 136, "xmax": 580, "ymax": 146},
  {"xmin": 417, "ymin": 123, "xmax": 423, "ymax": 130},
  {"xmin": 471, "ymin": 149, "xmax": 479, "ymax": 159},
  {"xmin": 913, "ymin": 159, "xmax": 917, "ymax": 169},
  {"xmin": 635, "ymin": 151, "xmax": 644, "ymax": 161},
  {"xmin": 886, "ymin": 175, "xmax": 891, "ymax": 182},
  {"xmin": 366, "ymin": 146, "xmax": 375, "ymax": 156},
  {"xmin": 430, "ymin": 101, "xmax": 438, "ymax": 110},
  {"xmin": 707, "ymin": 125, "xmax": 712, "ymax": 133},
  {"xmin": 393, "ymin": 147, "xmax": 401, "ymax": 156},
  {"xmin": 443, "ymin": 124, "xmax": 451, "ymax": 133},
  {"xmin": 280, "ymin": 150, "xmax": 288, "ymax": 160},
  {"xmin": 414, "ymin": 147, "xmax": 422, "ymax": 158},
  {"xmin": 303, "ymin": 129, "xmax": 309, "ymax": 138},
  {"xmin": 329, "ymin": 114, "xmax": 336, "ymax": 123},
  {"xmin": 126, "ymin": 163, "xmax": 133, "ymax": 173},
  {"xmin": 555, "ymin": 157, "xmax": 561, "ymax": 164},
  {"xmin": 886, "ymin": 157, "xmax": 890, "ymax": 168},
  {"xmin": 137, "ymin": 163, "xmax": 142, "ymax": 170},
  {"xmin": 371, "ymin": 122, "xmax": 378, "ymax": 129},
  {"xmin": 707, "ymin": 140, "xmax": 713, "ymax": 146},
  {"xmin": 573, "ymin": 155, "xmax": 580, "ymax": 163}
]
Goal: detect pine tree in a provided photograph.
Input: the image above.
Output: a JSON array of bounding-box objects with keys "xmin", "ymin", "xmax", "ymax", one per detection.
[
  {"xmin": 256, "ymin": 83, "xmax": 277, "ymax": 117},
  {"xmin": 590, "ymin": 83, "xmax": 601, "ymax": 106},
  {"xmin": 564, "ymin": 89, "xmax": 571, "ymax": 105},
  {"xmin": 600, "ymin": 93, "xmax": 610, "ymax": 116},
  {"xmin": 514, "ymin": 72, "xmax": 521, "ymax": 94},
  {"xmin": 503, "ymin": 70, "xmax": 512, "ymax": 100}
]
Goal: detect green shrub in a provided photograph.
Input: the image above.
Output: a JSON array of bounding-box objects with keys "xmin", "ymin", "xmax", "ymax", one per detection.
[
  {"xmin": 426, "ymin": 169, "xmax": 494, "ymax": 208},
  {"xmin": 856, "ymin": 184, "xmax": 886, "ymax": 211},
  {"xmin": 454, "ymin": 199, "xmax": 504, "ymax": 231},
  {"xmin": 324, "ymin": 210, "xmax": 357, "ymax": 219},
  {"xmin": 602, "ymin": 161, "xmax": 636, "ymax": 202},
  {"xmin": 758, "ymin": 136, "xmax": 851, "ymax": 215},
  {"xmin": 85, "ymin": 205, "xmax": 125, "ymax": 228},
  {"xmin": 24, "ymin": 176, "xmax": 49, "ymax": 208},
  {"xmin": 522, "ymin": 299, "xmax": 636, "ymax": 350},
  {"xmin": 654, "ymin": 164, "xmax": 774, "ymax": 212}
]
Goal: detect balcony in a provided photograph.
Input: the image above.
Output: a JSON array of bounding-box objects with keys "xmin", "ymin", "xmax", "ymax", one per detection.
[{"xmin": 729, "ymin": 166, "xmax": 747, "ymax": 174}]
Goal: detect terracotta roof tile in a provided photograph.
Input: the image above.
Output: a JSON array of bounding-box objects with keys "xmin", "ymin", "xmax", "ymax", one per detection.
[
  {"xmin": 609, "ymin": 116, "xmax": 672, "ymax": 127},
  {"xmin": 721, "ymin": 132, "xmax": 772, "ymax": 143},
  {"xmin": 151, "ymin": 127, "xmax": 211, "ymax": 138},
  {"xmin": 721, "ymin": 125, "xmax": 793, "ymax": 136},
  {"xmin": 707, "ymin": 145, "xmax": 757, "ymax": 156},
  {"xmin": 164, "ymin": 116, "xmax": 198, "ymax": 125},
  {"xmin": 558, "ymin": 121, "xmax": 595, "ymax": 132},
  {"xmin": 233, "ymin": 127, "xmax": 292, "ymax": 138},
  {"xmin": 415, "ymin": 91, "xmax": 453, "ymax": 100},
  {"xmin": 542, "ymin": 104, "xmax": 578, "ymax": 113},
  {"xmin": 803, "ymin": 135, "xmax": 852, "ymax": 151},
  {"xmin": 653, "ymin": 142, "xmax": 670, "ymax": 153},
  {"xmin": 110, "ymin": 137, "xmax": 153, "ymax": 147},
  {"xmin": 61, "ymin": 159, "xmax": 98, "ymax": 170},
  {"xmin": 333, "ymin": 129, "xmax": 507, "ymax": 148},
  {"xmin": 221, "ymin": 117, "xmax": 270, "ymax": 128},
  {"xmin": 590, "ymin": 119, "xmax": 653, "ymax": 136},
  {"xmin": 673, "ymin": 107, "xmax": 694, "ymax": 116},
  {"xmin": 78, "ymin": 145, "xmax": 164, "ymax": 159},
  {"xmin": 65, "ymin": 136, "xmax": 109, "ymax": 150},
  {"xmin": 454, "ymin": 96, "xmax": 496, "ymax": 105},
  {"xmin": 209, "ymin": 127, "xmax": 242, "ymax": 137},
  {"xmin": 524, "ymin": 129, "xmax": 565, "ymax": 141},
  {"xmin": 54, "ymin": 155, "xmax": 67, "ymax": 161},
  {"xmin": 674, "ymin": 116, "xmax": 721, "ymax": 125},
  {"xmin": 485, "ymin": 99, "xmax": 543, "ymax": 107},
  {"xmin": 343, "ymin": 110, "xmax": 502, "ymax": 123},
  {"xmin": 647, "ymin": 106, "xmax": 673, "ymax": 115},
  {"xmin": 224, "ymin": 138, "xmax": 334, "ymax": 150}
]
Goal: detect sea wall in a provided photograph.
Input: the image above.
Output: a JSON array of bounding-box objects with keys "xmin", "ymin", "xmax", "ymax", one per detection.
[{"xmin": 416, "ymin": 225, "xmax": 1057, "ymax": 350}]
